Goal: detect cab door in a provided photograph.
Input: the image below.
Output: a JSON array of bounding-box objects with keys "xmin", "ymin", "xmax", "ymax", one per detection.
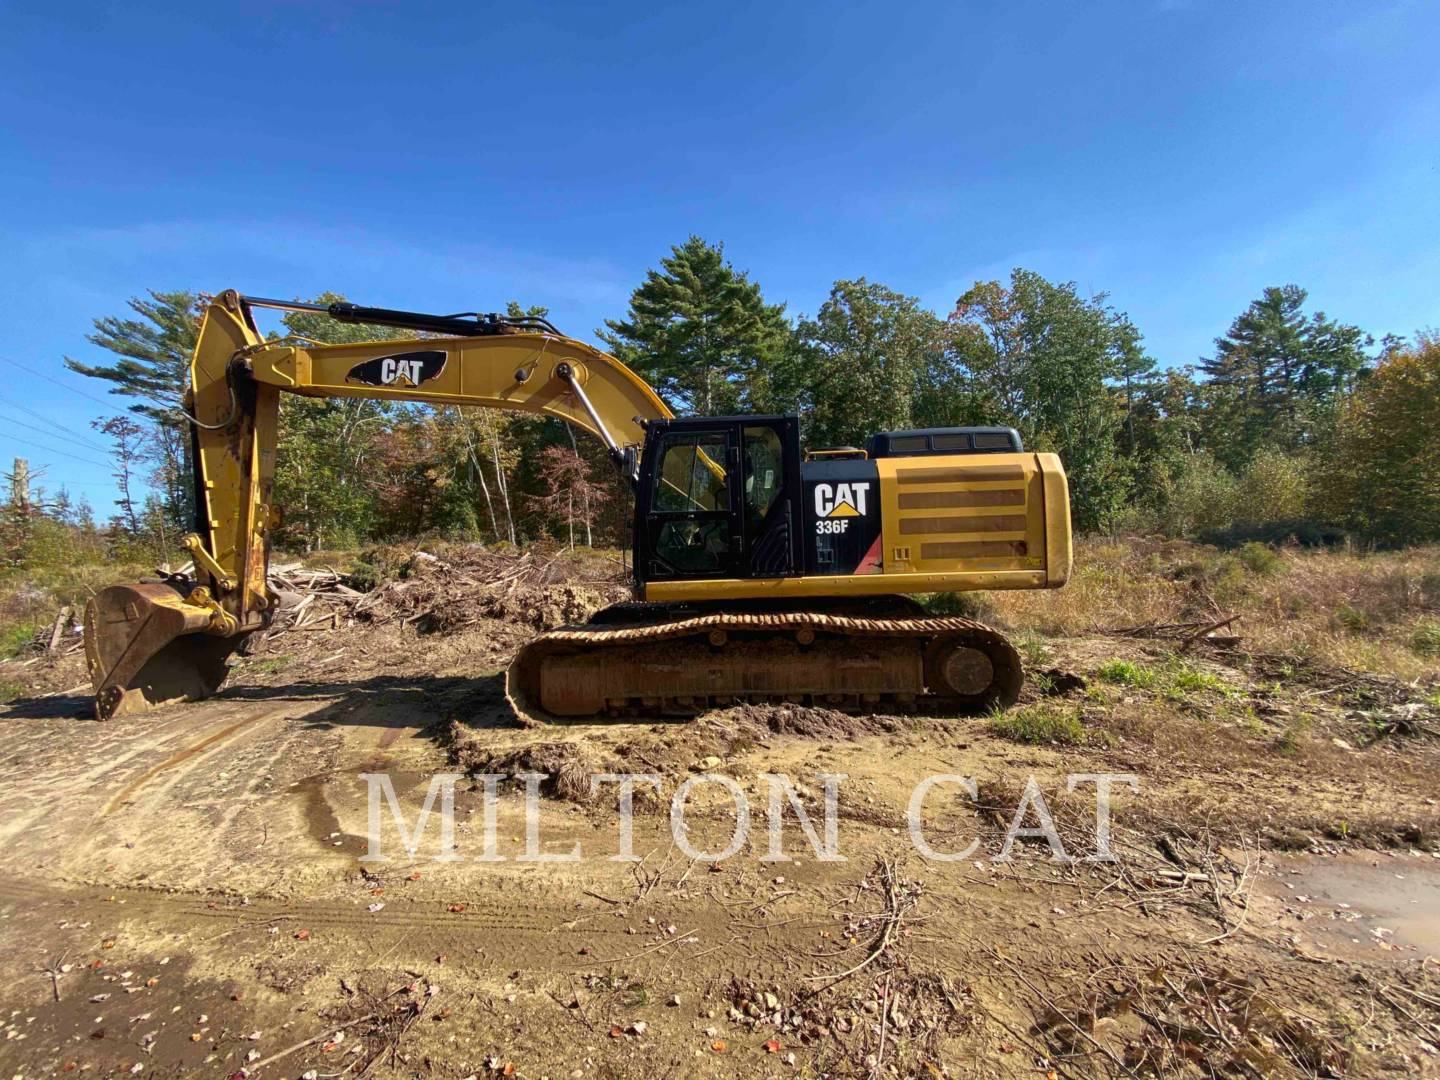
[
  {"xmin": 639, "ymin": 427, "xmax": 741, "ymax": 581},
  {"xmin": 739, "ymin": 418, "xmax": 803, "ymax": 578}
]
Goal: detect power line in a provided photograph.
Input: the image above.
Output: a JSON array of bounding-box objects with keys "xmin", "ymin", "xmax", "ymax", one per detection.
[
  {"xmin": 0, "ymin": 354, "xmax": 131, "ymax": 412},
  {"xmin": 0, "ymin": 429, "xmax": 112, "ymax": 469},
  {"xmin": 0, "ymin": 412, "xmax": 116, "ymax": 457},
  {"xmin": 0, "ymin": 394, "xmax": 111, "ymax": 450}
]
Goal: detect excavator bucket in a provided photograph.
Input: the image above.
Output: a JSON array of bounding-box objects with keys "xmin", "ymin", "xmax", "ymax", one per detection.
[{"xmin": 84, "ymin": 582, "xmax": 246, "ymax": 721}]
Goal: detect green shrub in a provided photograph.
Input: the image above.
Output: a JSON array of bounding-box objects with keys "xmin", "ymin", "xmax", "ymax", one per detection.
[
  {"xmin": 1236, "ymin": 449, "xmax": 1311, "ymax": 525},
  {"xmin": 1409, "ymin": 621, "xmax": 1440, "ymax": 657},
  {"xmin": 0, "ymin": 623, "xmax": 35, "ymax": 659},
  {"xmin": 1165, "ymin": 664, "xmax": 1235, "ymax": 699},
  {"xmin": 1237, "ymin": 541, "xmax": 1282, "ymax": 575},
  {"xmin": 920, "ymin": 591, "xmax": 995, "ymax": 620},
  {"xmin": 249, "ymin": 654, "xmax": 295, "ymax": 675},
  {"xmin": 344, "ymin": 545, "xmax": 409, "ymax": 592},
  {"xmin": 1335, "ymin": 603, "xmax": 1370, "ymax": 633},
  {"xmin": 1208, "ymin": 555, "xmax": 1248, "ymax": 602},
  {"xmin": 1011, "ymin": 629, "xmax": 1050, "ymax": 668},
  {"xmin": 1097, "ymin": 656, "xmax": 1235, "ymax": 700},
  {"xmin": 1150, "ymin": 453, "xmax": 1238, "ymax": 537},
  {"xmin": 990, "ymin": 704, "xmax": 1084, "ymax": 745},
  {"xmin": 344, "ymin": 561, "xmax": 384, "ymax": 592},
  {"xmin": 1096, "ymin": 659, "xmax": 1161, "ymax": 689}
]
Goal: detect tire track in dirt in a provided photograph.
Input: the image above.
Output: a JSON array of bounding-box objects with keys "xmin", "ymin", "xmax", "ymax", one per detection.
[
  {"xmin": 0, "ymin": 697, "xmax": 345, "ymax": 887},
  {"xmin": 0, "ymin": 702, "xmax": 273, "ymax": 841},
  {"xmin": 102, "ymin": 706, "xmax": 295, "ymax": 814},
  {"xmin": 0, "ymin": 873, "xmax": 698, "ymax": 955}
]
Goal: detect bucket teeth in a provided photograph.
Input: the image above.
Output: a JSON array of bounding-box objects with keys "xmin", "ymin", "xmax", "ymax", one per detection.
[{"xmin": 85, "ymin": 582, "xmax": 246, "ymax": 720}]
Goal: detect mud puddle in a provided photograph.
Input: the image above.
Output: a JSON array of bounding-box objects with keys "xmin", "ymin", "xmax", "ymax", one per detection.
[
  {"xmin": 1271, "ymin": 854, "xmax": 1440, "ymax": 956},
  {"xmin": 293, "ymin": 768, "xmax": 434, "ymax": 857}
]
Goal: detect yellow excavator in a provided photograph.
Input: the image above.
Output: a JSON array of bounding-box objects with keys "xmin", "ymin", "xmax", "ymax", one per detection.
[{"xmin": 84, "ymin": 291, "xmax": 1071, "ymax": 722}]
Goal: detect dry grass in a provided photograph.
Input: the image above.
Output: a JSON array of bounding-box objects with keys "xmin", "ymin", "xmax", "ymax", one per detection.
[
  {"xmin": 990, "ymin": 538, "xmax": 1440, "ymax": 680},
  {"xmin": 0, "ymin": 558, "xmax": 157, "ymax": 657}
]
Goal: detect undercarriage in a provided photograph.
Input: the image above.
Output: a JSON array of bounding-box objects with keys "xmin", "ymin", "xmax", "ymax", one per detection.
[{"xmin": 506, "ymin": 597, "xmax": 1022, "ymax": 722}]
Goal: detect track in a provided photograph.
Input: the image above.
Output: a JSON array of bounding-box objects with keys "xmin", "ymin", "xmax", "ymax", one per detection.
[{"xmin": 507, "ymin": 608, "xmax": 1023, "ymax": 722}]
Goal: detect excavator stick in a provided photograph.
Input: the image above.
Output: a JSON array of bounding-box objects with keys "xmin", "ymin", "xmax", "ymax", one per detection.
[{"xmin": 84, "ymin": 582, "xmax": 249, "ymax": 720}]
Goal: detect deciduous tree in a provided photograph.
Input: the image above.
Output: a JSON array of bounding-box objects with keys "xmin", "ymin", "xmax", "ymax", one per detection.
[
  {"xmin": 1315, "ymin": 333, "xmax": 1440, "ymax": 544},
  {"xmin": 788, "ymin": 279, "xmax": 945, "ymax": 448},
  {"xmin": 948, "ymin": 270, "xmax": 1139, "ymax": 532},
  {"xmin": 527, "ymin": 445, "xmax": 604, "ymax": 549}
]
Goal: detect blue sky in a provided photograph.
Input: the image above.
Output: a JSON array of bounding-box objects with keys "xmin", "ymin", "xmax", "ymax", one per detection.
[{"xmin": 1, "ymin": 0, "xmax": 1436, "ymax": 510}]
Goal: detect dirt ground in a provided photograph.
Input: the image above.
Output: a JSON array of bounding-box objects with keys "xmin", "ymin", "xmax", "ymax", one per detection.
[{"xmin": 1, "ymin": 548, "xmax": 1438, "ymax": 1078}]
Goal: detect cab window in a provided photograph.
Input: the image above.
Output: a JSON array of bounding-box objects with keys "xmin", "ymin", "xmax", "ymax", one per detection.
[
  {"xmin": 652, "ymin": 432, "xmax": 729, "ymax": 512},
  {"xmin": 743, "ymin": 426, "xmax": 783, "ymax": 525}
]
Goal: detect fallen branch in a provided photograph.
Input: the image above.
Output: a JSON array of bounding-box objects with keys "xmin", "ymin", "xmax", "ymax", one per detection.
[
  {"xmin": 47, "ymin": 606, "xmax": 70, "ymax": 652},
  {"xmin": 245, "ymin": 1009, "xmax": 383, "ymax": 1073},
  {"xmin": 805, "ymin": 857, "xmax": 915, "ymax": 991},
  {"xmin": 1105, "ymin": 615, "xmax": 1242, "ymax": 649},
  {"xmin": 582, "ymin": 927, "xmax": 699, "ymax": 965},
  {"xmin": 1180, "ymin": 614, "xmax": 1239, "ymax": 651},
  {"xmin": 991, "ymin": 947, "xmax": 1139, "ymax": 1077}
]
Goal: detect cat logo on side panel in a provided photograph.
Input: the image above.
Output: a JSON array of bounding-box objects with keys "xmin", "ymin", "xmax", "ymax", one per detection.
[
  {"xmin": 345, "ymin": 350, "xmax": 447, "ymax": 388},
  {"xmin": 814, "ymin": 482, "xmax": 870, "ymax": 518}
]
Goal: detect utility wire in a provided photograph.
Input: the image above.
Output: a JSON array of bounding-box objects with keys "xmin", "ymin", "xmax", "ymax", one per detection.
[
  {"xmin": 27, "ymin": 479, "xmax": 117, "ymax": 490},
  {"xmin": 0, "ymin": 395, "xmax": 111, "ymax": 450},
  {"xmin": 0, "ymin": 429, "xmax": 112, "ymax": 469},
  {"xmin": 0, "ymin": 412, "xmax": 116, "ymax": 457},
  {"xmin": 0, "ymin": 354, "xmax": 131, "ymax": 412}
]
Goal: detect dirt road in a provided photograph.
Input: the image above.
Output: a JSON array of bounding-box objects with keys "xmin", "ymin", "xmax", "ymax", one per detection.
[{"xmin": 1, "ymin": 605, "xmax": 1438, "ymax": 1076}]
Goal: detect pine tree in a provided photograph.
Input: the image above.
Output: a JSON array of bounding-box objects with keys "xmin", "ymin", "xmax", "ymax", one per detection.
[
  {"xmin": 1199, "ymin": 285, "xmax": 1371, "ymax": 467},
  {"xmin": 64, "ymin": 290, "xmax": 202, "ymax": 532},
  {"xmin": 66, "ymin": 290, "xmax": 200, "ymax": 420},
  {"xmin": 600, "ymin": 237, "xmax": 790, "ymax": 415}
]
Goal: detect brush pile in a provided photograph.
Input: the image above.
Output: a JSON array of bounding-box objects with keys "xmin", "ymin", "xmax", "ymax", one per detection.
[
  {"xmin": 266, "ymin": 548, "xmax": 628, "ymax": 638},
  {"xmin": 267, "ymin": 564, "xmax": 364, "ymax": 632}
]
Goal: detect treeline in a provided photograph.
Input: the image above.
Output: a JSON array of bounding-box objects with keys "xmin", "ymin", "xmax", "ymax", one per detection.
[{"xmin": 11, "ymin": 236, "xmax": 1438, "ymax": 567}]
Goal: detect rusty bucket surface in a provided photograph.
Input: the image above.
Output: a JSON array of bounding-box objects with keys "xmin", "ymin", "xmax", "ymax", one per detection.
[{"xmin": 84, "ymin": 582, "xmax": 245, "ymax": 720}]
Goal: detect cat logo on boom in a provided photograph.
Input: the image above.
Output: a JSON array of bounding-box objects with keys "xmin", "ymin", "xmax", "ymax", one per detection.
[
  {"xmin": 814, "ymin": 482, "xmax": 870, "ymax": 518},
  {"xmin": 345, "ymin": 350, "xmax": 447, "ymax": 389}
]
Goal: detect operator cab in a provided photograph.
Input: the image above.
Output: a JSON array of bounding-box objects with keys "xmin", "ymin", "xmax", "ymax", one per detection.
[{"xmin": 633, "ymin": 415, "xmax": 804, "ymax": 585}]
